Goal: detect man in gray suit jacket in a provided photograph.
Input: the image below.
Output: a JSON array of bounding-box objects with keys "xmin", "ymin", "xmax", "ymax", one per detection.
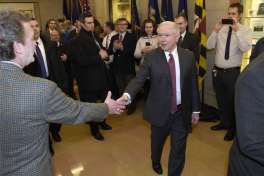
[
  {"xmin": 228, "ymin": 53, "xmax": 264, "ymax": 176},
  {"xmin": 0, "ymin": 10, "xmax": 125, "ymax": 176},
  {"xmin": 118, "ymin": 21, "xmax": 200, "ymax": 176}
]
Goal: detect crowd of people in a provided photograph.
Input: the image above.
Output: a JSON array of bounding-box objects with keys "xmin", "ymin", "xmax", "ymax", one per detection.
[{"xmin": 1, "ymin": 2, "xmax": 264, "ymax": 176}]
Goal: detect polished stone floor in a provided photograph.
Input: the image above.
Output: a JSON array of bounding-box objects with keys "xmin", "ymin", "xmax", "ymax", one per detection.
[{"xmin": 52, "ymin": 103, "xmax": 232, "ymax": 176}]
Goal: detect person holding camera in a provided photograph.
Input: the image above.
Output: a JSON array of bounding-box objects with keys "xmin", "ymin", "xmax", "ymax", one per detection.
[
  {"xmin": 134, "ymin": 19, "xmax": 158, "ymax": 65},
  {"xmin": 134, "ymin": 19, "xmax": 159, "ymax": 100},
  {"xmin": 207, "ymin": 3, "xmax": 251, "ymax": 141}
]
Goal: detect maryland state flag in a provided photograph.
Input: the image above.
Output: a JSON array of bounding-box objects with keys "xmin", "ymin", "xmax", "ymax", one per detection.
[
  {"xmin": 194, "ymin": 0, "xmax": 207, "ymax": 90},
  {"xmin": 148, "ymin": 0, "xmax": 161, "ymax": 24}
]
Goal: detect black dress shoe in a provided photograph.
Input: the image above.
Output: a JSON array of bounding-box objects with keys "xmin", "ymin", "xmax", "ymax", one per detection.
[
  {"xmin": 92, "ymin": 132, "xmax": 104, "ymax": 141},
  {"xmin": 52, "ymin": 133, "xmax": 62, "ymax": 142},
  {"xmin": 224, "ymin": 130, "xmax": 235, "ymax": 141},
  {"xmin": 152, "ymin": 162, "xmax": 163, "ymax": 175},
  {"xmin": 211, "ymin": 123, "xmax": 227, "ymax": 131},
  {"xmin": 100, "ymin": 122, "xmax": 112, "ymax": 130}
]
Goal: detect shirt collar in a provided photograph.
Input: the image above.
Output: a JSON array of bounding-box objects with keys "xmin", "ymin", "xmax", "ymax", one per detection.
[
  {"xmin": 1, "ymin": 61, "xmax": 22, "ymax": 69},
  {"xmin": 164, "ymin": 47, "xmax": 178, "ymax": 61},
  {"xmin": 36, "ymin": 38, "xmax": 42, "ymax": 45},
  {"xmin": 119, "ymin": 31, "xmax": 126, "ymax": 36},
  {"xmin": 181, "ymin": 30, "xmax": 186, "ymax": 39}
]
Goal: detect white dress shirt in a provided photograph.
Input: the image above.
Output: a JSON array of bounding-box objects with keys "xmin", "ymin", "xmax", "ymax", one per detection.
[
  {"xmin": 207, "ymin": 23, "xmax": 252, "ymax": 68},
  {"xmin": 36, "ymin": 38, "xmax": 49, "ymax": 77},
  {"xmin": 180, "ymin": 30, "xmax": 187, "ymax": 41},
  {"xmin": 164, "ymin": 47, "xmax": 181, "ymax": 105}
]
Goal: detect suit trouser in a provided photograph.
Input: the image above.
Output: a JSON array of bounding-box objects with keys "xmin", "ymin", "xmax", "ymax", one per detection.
[
  {"xmin": 212, "ymin": 67, "xmax": 240, "ymax": 131},
  {"xmin": 151, "ymin": 110, "xmax": 188, "ymax": 176},
  {"xmin": 79, "ymin": 90, "xmax": 107, "ymax": 134},
  {"xmin": 49, "ymin": 123, "xmax": 61, "ymax": 135}
]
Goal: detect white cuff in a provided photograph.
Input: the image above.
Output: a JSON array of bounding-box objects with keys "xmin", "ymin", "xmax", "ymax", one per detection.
[{"xmin": 123, "ymin": 93, "xmax": 131, "ymax": 104}]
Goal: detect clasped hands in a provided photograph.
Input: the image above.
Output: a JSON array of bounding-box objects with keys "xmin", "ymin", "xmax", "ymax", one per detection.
[
  {"xmin": 113, "ymin": 40, "xmax": 123, "ymax": 50},
  {"xmin": 104, "ymin": 92, "xmax": 129, "ymax": 115}
]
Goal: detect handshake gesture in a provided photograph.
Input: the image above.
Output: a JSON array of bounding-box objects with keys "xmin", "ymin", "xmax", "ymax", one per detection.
[
  {"xmin": 104, "ymin": 93, "xmax": 131, "ymax": 115},
  {"xmin": 104, "ymin": 92, "xmax": 129, "ymax": 114},
  {"xmin": 117, "ymin": 94, "xmax": 130, "ymax": 105}
]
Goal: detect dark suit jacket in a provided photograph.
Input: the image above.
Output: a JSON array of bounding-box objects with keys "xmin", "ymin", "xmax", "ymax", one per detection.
[
  {"xmin": 249, "ymin": 37, "xmax": 264, "ymax": 62},
  {"xmin": 180, "ymin": 31, "xmax": 200, "ymax": 62},
  {"xmin": 23, "ymin": 36, "xmax": 68, "ymax": 92},
  {"xmin": 68, "ymin": 28, "xmax": 108, "ymax": 94},
  {"xmin": 228, "ymin": 53, "xmax": 264, "ymax": 176},
  {"xmin": 108, "ymin": 32, "xmax": 137, "ymax": 75},
  {"xmin": 125, "ymin": 47, "xmax": 200, "ymax": 127}
]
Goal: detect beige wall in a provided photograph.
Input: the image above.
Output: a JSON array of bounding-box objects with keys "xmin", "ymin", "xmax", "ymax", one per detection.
[{"xmin": 1, "ymin": 0, "xmax": 63, "ymax": 30}]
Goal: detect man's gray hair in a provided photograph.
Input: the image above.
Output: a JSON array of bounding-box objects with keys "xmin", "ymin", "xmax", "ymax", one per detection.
[
  {"xmin": 0, "ymin": 10, "xmax": 30, "ymax": 61},
  {"xmin": 157, "ymin": 21, "xmax": 180, "ymax": 35}
]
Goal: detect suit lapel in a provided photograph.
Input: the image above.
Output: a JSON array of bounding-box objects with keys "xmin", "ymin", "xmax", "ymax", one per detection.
[
  {"xmin": 181, "ymin": 32, "xmax": 189, "ymax": 48},
  {"xmin": 157, "ymin": 48, "xmax": 171, "ymax": 83},
  {"xmin": 177, "ymin": 47, "xmax": 185, "ymax": 90}
]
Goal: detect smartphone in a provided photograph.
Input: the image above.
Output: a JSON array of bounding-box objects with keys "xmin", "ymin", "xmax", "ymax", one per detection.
[
  {"xmin": 222, "ymin": 18, "xmax": 234, "ymax": 25},
  {"xmin": 145, "ymin": 42, "xmax": 151, "ymax": 46}
]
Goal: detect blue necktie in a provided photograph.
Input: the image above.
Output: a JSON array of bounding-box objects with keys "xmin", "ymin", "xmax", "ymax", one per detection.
[{"xmin": 35, "ymin": 42, "xmax": 47, "ymax": 78}]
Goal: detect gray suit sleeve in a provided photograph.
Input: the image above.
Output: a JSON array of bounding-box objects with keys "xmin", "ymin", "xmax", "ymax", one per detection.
[
  {"xmin": 44, "ymin": 82, "xmax": 108, "ymax": 124},
  {"xmin": 235, "ymin": 71, "xmax": 264, "ymax": 166}
]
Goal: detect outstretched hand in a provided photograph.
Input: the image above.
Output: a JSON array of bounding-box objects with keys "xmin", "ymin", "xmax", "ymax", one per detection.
[{"xmin": 104, "ymin": 91, "xmax": 126, "ymax": 114}]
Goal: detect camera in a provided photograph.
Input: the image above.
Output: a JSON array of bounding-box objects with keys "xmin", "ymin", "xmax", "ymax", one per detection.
[
  {"xmin": 221, "ymin": 18, "xmax": 234, "ymax": 25},
  {"xmin": 145, "ymin": 42, "xmax": 151, "ymax": 46}
]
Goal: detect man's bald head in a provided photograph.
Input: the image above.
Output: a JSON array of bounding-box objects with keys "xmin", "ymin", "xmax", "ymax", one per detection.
[
  {"xmin": 157, "ymin": 21, "xmax": 180, "ymax": 36},
  {"xmin": 157, "ymin": 21, "xmax": 181, "ymax": 52}
]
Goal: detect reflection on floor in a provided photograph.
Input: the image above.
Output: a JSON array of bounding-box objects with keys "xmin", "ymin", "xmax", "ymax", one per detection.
[{"xmin": 52, "ymin": 103, "xmax": 232, "ymax": 176}]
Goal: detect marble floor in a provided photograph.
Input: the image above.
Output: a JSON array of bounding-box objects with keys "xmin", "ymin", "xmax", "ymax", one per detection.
[{"xmin": 52, "ymin": 102, "xmax": 232, "ymax": 176}]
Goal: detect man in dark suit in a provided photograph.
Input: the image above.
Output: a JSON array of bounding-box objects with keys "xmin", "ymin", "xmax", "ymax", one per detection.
[
  {"xmin": 69, "ymin": 14, "xmax": 112, "ymax": 141},
  {"xmin": 118, "ymin": 21, "xmax": 200, "ymax": 176},
  {"xmin": 0, "ymin": 10, "xmax": 126, "ymax": 176},
  {"xmin": 174, "ymin": 14, "xmax": 199, "ymax": 62},
  {"xmin": 228, "ymin": 53, "xmax": 264, "ymax": 176},
  {"xmin": 108, "ymin": 18, "xmax": 137, "ymax": 115}
]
